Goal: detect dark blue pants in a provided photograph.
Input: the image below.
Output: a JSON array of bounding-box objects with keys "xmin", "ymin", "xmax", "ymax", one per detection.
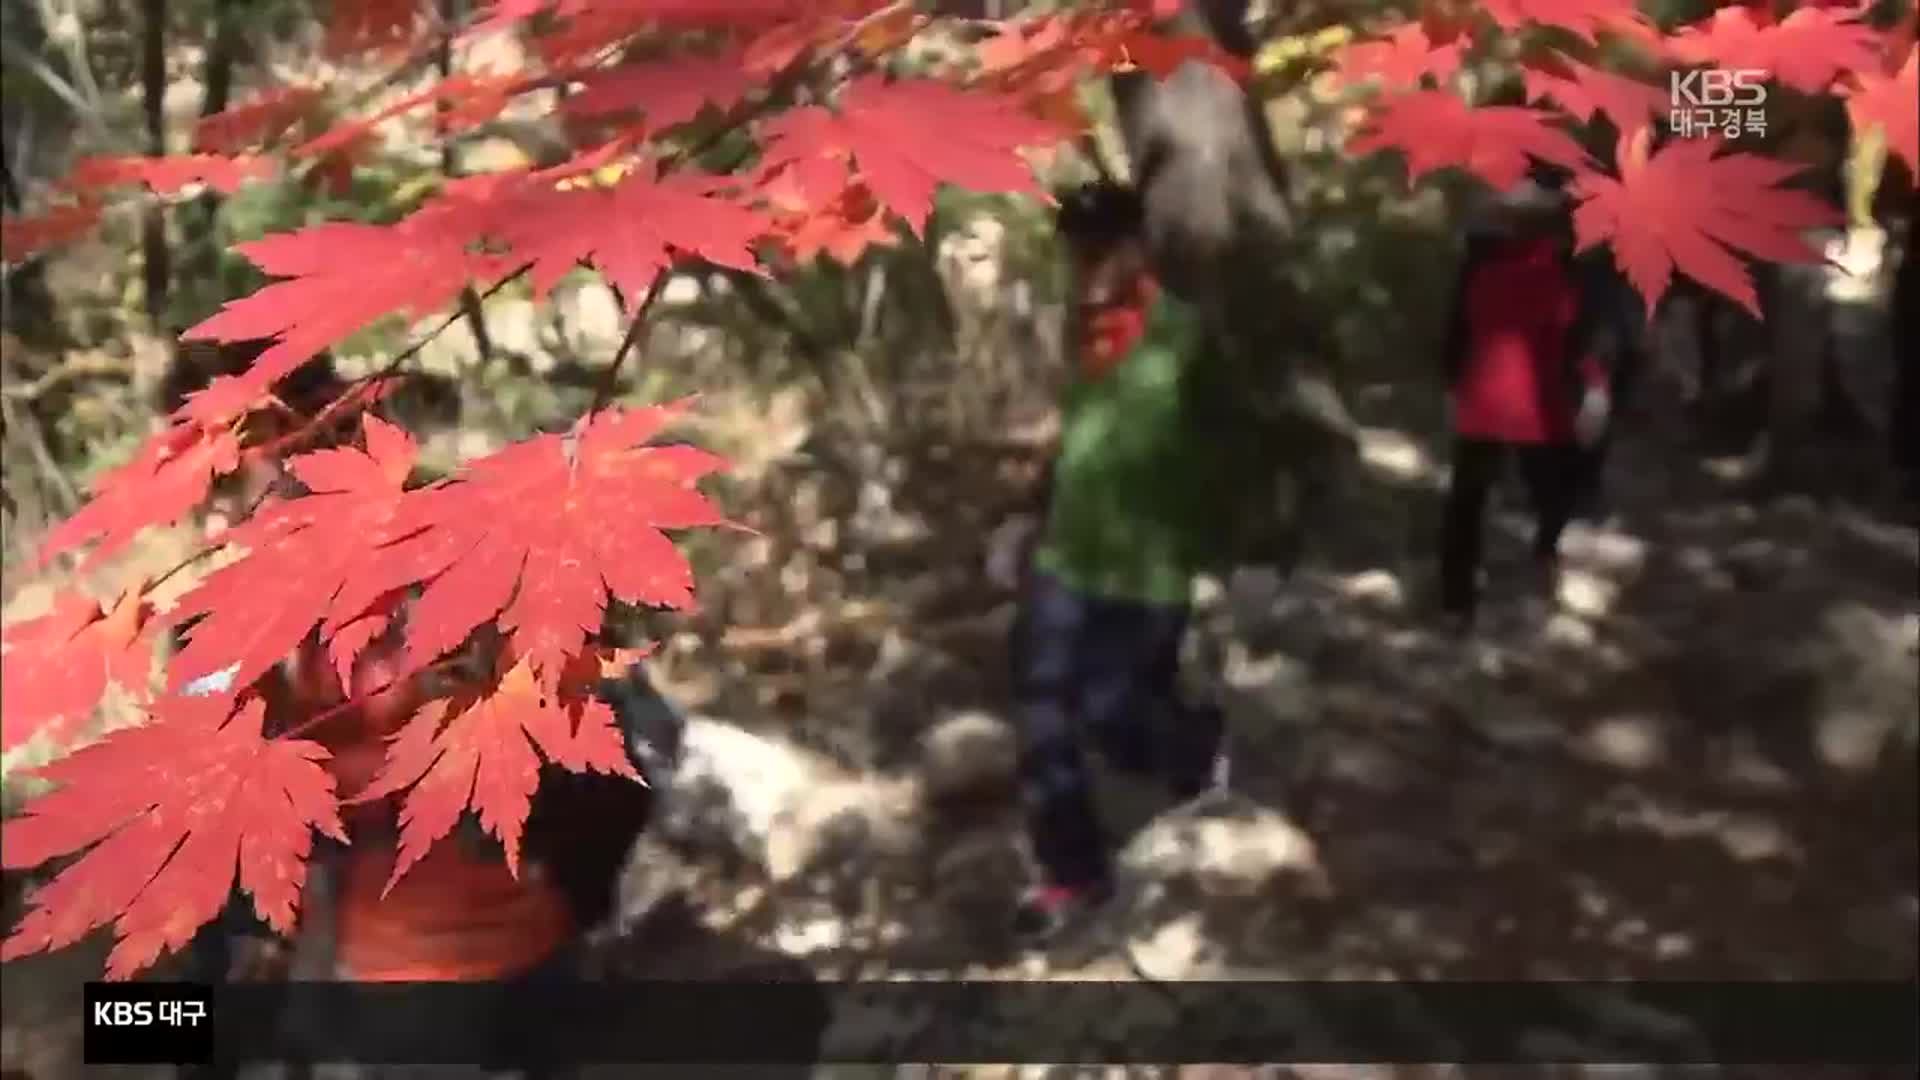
[{"xmin": 1010, "ymin": 568, "xmax": 1224, "ymax": 887}]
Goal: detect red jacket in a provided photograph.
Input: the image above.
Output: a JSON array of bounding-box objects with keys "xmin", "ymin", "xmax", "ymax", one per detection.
[{"xmin": 1443, "ymin": 234, "xmax": 1606, "ymax": 444}]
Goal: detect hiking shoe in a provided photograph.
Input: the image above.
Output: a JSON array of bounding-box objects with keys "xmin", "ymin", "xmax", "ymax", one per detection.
[{"xmin": 1011, "ymin": 879, "xmax": 1114, "ymax": 944}]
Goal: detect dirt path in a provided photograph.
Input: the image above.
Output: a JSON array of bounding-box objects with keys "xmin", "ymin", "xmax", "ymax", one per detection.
[{"xmin": 634, "ymin": 379, "xmax": 1917, "ymax": 977}]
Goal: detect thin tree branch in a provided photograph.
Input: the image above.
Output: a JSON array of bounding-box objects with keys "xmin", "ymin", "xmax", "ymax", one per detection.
[
  {"xmin": 0, "ymin": 39, "xmax": 107, "ymax": 142},
  {"xmin": 139, "ymin": 0, "xmax": 172, "ymax": 329},
  {"xmin": 590, "ymin": 284, "xmax": 661, "ymax": 413},
  {"xmin": 438, "ymin": 0, "xmax": 494, "ymax": 366},
  {"xmin": 0, "ymin": 391, "xmax": 79, "ymax": 512},
  {"xmin": 1, "ymin": 353, "xmax": 130, "ymax": 401},
  {"xmin": 246, "ymin": 262, "xmax": 533, "ymax": 461}
]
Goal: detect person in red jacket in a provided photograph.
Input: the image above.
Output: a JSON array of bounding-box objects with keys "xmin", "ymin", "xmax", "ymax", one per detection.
[{"xmin": 1438, "ymin": 171, "xmax": 1613, "ymax": 629}]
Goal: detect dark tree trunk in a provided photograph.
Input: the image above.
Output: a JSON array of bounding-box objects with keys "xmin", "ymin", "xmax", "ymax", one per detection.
[
  {"xmin": 440, "ymin": 0, "xmax": 494, "ymax": 364},
  {"xmin": 1099, "ymin": 0, "xmax": 1356, "ymax": 567},
  {"xmin": 181, "ymin": 0, "xmax": 240, "ymax": 286},
  {"xmin": 140, "ymin": 0, "xmax": 171, "ymax": 330},
  {"xmin": 1107, "ymin": 0, "xmax": 1355, "ymax": 453}
]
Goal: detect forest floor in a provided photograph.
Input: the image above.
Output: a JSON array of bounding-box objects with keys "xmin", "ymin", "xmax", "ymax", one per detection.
[{"xmin": 2, "ymin": 363, "xmax": 1916, "ymax": 1078}]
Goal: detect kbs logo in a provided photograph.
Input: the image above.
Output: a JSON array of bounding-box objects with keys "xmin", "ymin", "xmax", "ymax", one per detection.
[
  {"xmin": 1670, "ymin": 69, "xmax": 1768, "ymax": 108},
  {"xmin": 94, "ymin": 1001, "xmax": 155, "ymax": 1026},
  {"xmin": 1669, "ymin": 69, "xmax": 1769, "ymax": 141}
]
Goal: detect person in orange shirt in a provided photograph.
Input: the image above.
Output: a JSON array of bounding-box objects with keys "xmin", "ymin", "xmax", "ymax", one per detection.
[
  {"xmin": 183, "ymin": 617, "xmax": 682, "ymax": 1074},
  {"xmin": 322, "ymin": 630, "xmax": 681, "ymax": 975}
]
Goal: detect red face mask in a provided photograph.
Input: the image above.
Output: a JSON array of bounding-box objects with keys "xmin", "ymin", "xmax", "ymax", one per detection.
[{"xmin": 1080, "ymin": 270, "xmax": 1157, "ymax": 380}]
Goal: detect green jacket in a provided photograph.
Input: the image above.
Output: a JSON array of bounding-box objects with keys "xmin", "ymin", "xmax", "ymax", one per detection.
[{"xmin": 1034, "ymin": 290, "xmax": 1268, "ymax": 606}]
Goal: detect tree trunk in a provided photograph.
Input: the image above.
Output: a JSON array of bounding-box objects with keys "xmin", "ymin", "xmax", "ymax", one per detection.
[
  {"xmin": 181, "ymin": 0, "xmax": 239, "ymax": 287},
  {"xmin": 440, "ymin": 0, "xmax": 494, "ymax": 365},
  {"xmin": 1108, "ymin": 2, "xmax": 1356, "ymax": 457},
  {"xmin": 140, "ymin": 0, "xmax": 171, "ymax": 331}
]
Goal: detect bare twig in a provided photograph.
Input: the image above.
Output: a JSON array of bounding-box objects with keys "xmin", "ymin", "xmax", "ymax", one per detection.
[
  {"xmin": 0, "ymin": 39, "xmax": 107, "ymax": 142},
  {"xmin": 438, "ymin": 0, "xmax": 495, "ymax": 367},
  {"xmin": 589, "ymin": 284, "xmax": 661, "ymax": 412},
  {"xmin": 0, "ymin": 392, "xmax": 79, "ymax": 512},
  {"xmin": 1, "ymin": 353, "xmax": 130, "ymax": 401},
  {"xmin": 246, "ymin": 262, "xmax": 533, "ymax": 461},
  {"xmin": 279, "ymin": 655, "xmax": 468, "ymax": 747}
]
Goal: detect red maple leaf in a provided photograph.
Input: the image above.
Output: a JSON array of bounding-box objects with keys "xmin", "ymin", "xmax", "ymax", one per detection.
[
  {"xmin": 1667, "ymin": 5, "xmax": 1883, "ymax": 93},
  {"xmin": 1523, "ymin": 52, "xmax": 1669, "ymax": 132},
  {"xmin": 193, "ymin": 86, "xmax": 324, "ymax": 153},
  {"xmin": 759, "ymin": 76, "xmax": 1067, "ymax": 234},
  {"xmin": 60, "ymin": 154, "xmax": 276, "ymax": 197},
  {"xmin": 563, "ymin": 54, "xmax": 759, "ymax": 134},
  {"xmin": 1846, "ymin": 46, "xmax": 1919, "ymax": 182},
  {"xmin": 0, "ymin": 694, "xmax": 344, "ymax": 979},
  {"xmin": 361, "ymin": 400, "xmax": 732, "ymax": 686},
  {"xmin": 1478, "ymin": 0, "xmax": 1650, "ymax": 45},
  {"xmin": 1328, "ymin": 23, "xmax": 1467, "ymax": 92},
  {"xmin": 0, "ymin": 586, "xmax": 154, "ymax": 753},
  {"xmin": 1571, "ymin": 127, "xmax": 1842, "ymax": 318},
  {"xmin": 523, "ymin": 0, "xmax": 805, "ymax": 68},
  {"xmin": 980, "ymin": 10, "xmax": 1246, "ymax": 96},
  {"xmin": 35, "ymin": 401, "xmax": 255, "ymax": 568},
  {"xmin": 772, "ymin": 181, "xmax": 898, "ymax": 265},
  {"xmin": 1113, "ymin": 28, "xmax": 1252, "ymax": 82},
  {"xmin": 0, "ymin": 199, "xmax": 102, "ymax": 263},
  {"xmin": 181, "ymin": 184, "xmax": 512, "ymax": 391},
  {"xmin": 485, "ymin": 161, "xmax": 771, "ymax": 306},
  {"xmin": 326, "ymin": 0, "xmax": 420, "ymax": 58},
  {"xmin": 1347, "ymin": 91, "xmax": 1591, "ymax": 189},
  {"xmin": 296, "ymin": 73, "xmax": 525, "ymax": 160},
  {"xmin": 350, "ymin": 651, "xmax": 640, "ymax": 891},
  {"xmin": 160, "ymin": 414, "xmax": 420, "ymax": 698},
  {"xmin": 975, "ymin": 13, "xmax": 1080, "ymax": 76}
]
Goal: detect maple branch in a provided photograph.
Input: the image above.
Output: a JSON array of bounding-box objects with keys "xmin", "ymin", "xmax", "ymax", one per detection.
[
  {"xmin": 437, "ymin": 0, "xmax": 495, "ymax": 369},
  {"xmin": 245, "ymin": 261, "xmax": 534, "ymax": 463},
  {"xmin": 328, "ymin": 6, "xmax": 493, "ymax": 133},
  {"xmin": 143, "ymin": 479, "xmax": 281, "ymax": 596},
  {"xmin": 590, "ymin": 284, "xmax": 662, "ymax": 413},
  {"xmin": 275, "ymin": 655, "xmax": 469, "ymax": 747}
]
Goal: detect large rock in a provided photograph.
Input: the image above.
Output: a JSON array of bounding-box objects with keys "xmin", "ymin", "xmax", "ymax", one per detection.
[
  {"xmin": 1113, "ymin": 793, "xmax": 1330, "ymax": 977},
  {"xmin": 1802, "ymin": 604, "xmax": 1920, "ymax": 773},
  {"xmin": 917, "ymin": 710, "xmax": 1020, "ymax": 806},
  {"xmin": 653, "ymin": 716, "xmax": 913, "ymax": 882}
]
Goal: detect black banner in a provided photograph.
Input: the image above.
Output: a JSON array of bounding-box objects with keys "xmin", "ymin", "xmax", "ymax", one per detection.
[
  {"xmin": 142, "ymin": 979, "xmax": 1918, "ymax": 1067},
  {"xmin": 83, "ymin": 982, "xmax": 216, "ymax": 1065}
]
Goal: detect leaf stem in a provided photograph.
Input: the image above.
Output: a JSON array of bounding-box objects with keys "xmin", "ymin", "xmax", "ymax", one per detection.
[
  {"xmin": 275, "ymin": 654, "xmax": 467, "ymax": 746},
  {"xmin": 589, "ymin": 282, "xmax": 662, "ymax": 413}
]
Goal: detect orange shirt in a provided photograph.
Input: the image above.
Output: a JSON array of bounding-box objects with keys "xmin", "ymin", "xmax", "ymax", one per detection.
[
  {"xmin": 333, "ymin": 837, "xmax": 575, "ymax": 982},
  {"xmin": 318, "ymin": 651, "xmax": 575, "ymax": 982}
]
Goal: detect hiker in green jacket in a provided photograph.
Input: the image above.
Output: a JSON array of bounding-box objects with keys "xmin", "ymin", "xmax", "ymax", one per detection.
[{"xmin": 997, "ymin": 180, "xmax": 1305, "ymax": 942}]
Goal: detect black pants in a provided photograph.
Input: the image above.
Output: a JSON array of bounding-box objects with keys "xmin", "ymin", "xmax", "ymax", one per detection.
[
  {"xmin": 1440, "ymin": 439, "xmax": 1584, "ymax": 617},
  {"xmin": 1010, "ymin": 569, "xmax": 1225, "ymax": 888}
]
